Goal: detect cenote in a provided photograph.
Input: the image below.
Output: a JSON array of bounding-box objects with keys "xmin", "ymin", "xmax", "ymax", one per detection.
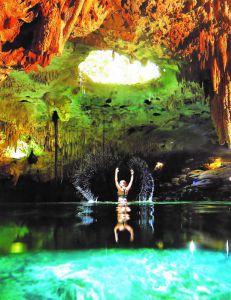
[
  {"xmin": 0, "ymin": 1, "xmax": 231, "ymax": 299},
  {"xmin": 1, "ymin": 202, "xmax": 231, "ymax": 300}
]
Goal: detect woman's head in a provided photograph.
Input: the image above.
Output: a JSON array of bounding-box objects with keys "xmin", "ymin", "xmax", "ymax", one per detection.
[{"xmin": 119, "ymin": 180, "xmax": 127, "ymax": 188}]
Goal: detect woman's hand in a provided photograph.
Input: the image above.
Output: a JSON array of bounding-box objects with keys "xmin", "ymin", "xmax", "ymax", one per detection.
[
  {"xmin": 130, "ymin": 169, "xmax": 134, "ymax": 175},
  {"xmin": 115, "ymin": 167, "xmax": 119, "ymax": 173}
]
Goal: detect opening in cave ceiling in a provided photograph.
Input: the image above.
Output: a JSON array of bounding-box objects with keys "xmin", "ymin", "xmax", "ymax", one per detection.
[
  {"xmin": 78, "ymin": 50, "xmax": 160, "ymax": 84},
  {"xmin": 0, "ymin": 0, "xmax": 230, "ymax": 194}
]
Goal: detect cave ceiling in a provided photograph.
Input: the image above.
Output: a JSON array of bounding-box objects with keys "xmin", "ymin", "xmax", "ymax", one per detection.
[
  {"xmin": 0, "ymin": 0, "xmax": 230, "ymax": 172},
  {"xmin": 0, "ymin": 43, "xmax": 213, "ymax": 157}
]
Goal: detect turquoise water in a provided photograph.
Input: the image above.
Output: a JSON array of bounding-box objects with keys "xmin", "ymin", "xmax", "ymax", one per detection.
[
  {"xmin": 0, "ymin": 248, "xmax": 230, "ymax": 300},
  {"xmin": 0, "ymin": 202, "xmax": 231, "ymax": 299}
]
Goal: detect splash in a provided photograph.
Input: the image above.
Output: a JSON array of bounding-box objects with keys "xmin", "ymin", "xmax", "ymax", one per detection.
[
  {"xmin": 76, "ymin": 186, "xmax": 97, "ymax": 203},
  {"xmin": 72, "ymin": 152, "xmax": 118, "ymax": 202},
  {"xmin": 72, "ymin": 154, "xmax": 154, "ymax": 202},
  {"xmin": 128, "ymin": 157, "xmax": 154, "ymax": 202}
]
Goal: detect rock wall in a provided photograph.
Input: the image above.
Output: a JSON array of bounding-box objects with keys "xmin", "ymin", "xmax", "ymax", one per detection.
[
  {"xmin": 0, "ymin": 0, "xmax": 230, "ymax": 146},
  {"xmin": 0, "ymin": 0, "xmax": 110, "ymax": 78}
]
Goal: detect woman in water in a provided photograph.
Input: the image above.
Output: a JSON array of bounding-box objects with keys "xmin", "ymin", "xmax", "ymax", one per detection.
[{"xmin": 115, "ymin": 167, "xmax": 134, "ymax": 202}]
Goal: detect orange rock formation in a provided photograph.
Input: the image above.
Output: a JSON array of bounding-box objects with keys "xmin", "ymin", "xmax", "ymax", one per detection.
[{"xmin": 0, "ymin": 0, "xmax": 230, "ymax": 145}]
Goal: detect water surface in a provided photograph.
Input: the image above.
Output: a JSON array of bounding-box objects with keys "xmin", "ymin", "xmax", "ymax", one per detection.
[{"xmin": 0, "ymin": 202, "xmax": 230, "ymax": 299}]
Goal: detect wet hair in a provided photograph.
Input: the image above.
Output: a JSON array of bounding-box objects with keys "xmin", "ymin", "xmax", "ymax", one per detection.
[{"xmin": 120, "ymin": 180, "xmax": 127, "ymax": 186}]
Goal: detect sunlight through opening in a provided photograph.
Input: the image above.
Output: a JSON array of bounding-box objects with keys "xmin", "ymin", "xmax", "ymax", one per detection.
[{"xmin": 78, "ymin": 50, "xmax": 160, "ymax": 84}]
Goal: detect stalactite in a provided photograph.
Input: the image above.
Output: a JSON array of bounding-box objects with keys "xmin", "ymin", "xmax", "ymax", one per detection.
[
  {"xmin": 223, "ymin": 81, "xmax": 231, "ymax": 147},
  {"xmin": 211, "ymin": 57, "xmax": 220, "ymax": 93},
  {"xmin": 30, "ymin": 70, "xmax": 60, "ymax": 84},
  {"xmin": 0, "ymin": 0, "xmax": 230, "ymax": 148},
  {"xmin": 0, "ymin": 0, "xmax": 111, "ymax": 76},
  {"xmin": 218, "ymin": 34, "xmax": 228, "ymax": 72},
  {"xmin": 175, "ymin": 0, "xmax": 231, "ymax": 146}
]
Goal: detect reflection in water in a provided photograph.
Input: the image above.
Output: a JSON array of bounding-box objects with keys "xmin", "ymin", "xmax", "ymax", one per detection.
[
  {"xmin": 139, "ymin": 204, "xmax": 155, "ymax": 232},
  {"xmin": 0, "ymin": 224, "xmax": 29, "ymax": 254},
  {"xmin": 10, "ymin": 241, "xmax": 27, "ymax": 253},
  {"xmin": 76, "ymin": 204, "xmax": 94, "ymax": 225},
  {"xmin": 114, "ymin": 202, "xmax": 134, "ymax": 243},
  {"xmin": 1, "ymin": 203, "xmax": 230, "ymax": 299},
  {"xmin": 0, "ymin": 203, "xmax": 231, "ymax": 300},
  {"xmin": 0, "ymin": 203, "xmax": 231, "ymax": 253}
]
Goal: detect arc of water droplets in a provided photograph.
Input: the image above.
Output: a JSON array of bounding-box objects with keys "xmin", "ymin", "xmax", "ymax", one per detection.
[
  {"xmin": 72, "ymin": 152, "xmax": 118, "ymax": 202},
  {"xmin": 128, "ymin": 157, "xmax": 155, "ymax": 202},
  {"xmin": 139, "ymin": 169, "xmax": 154, "ymax": 202},
  {"xmin": 72, "ymin": 154, "xmax": 154, "ymax": 203},
  {"xmin": 76, "ymin": 186, "xmax": 98, "ymax": 203}
]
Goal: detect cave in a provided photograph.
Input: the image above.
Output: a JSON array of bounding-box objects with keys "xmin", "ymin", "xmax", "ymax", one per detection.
[{"xmin": 0, "ymin": 1, "xmax": 231, "ymax": 299}]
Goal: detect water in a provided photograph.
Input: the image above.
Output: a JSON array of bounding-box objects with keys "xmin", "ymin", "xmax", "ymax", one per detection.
[
  {"xmin": 72, "ymin": 155, "xmax": 155, "ymax": 202},
  {"xmin": 0, "ymin": 202, "xmax": 231, "ymax": 299},
  {"xmin": 1, "ymin": 249, "xmax": 231, "ymax": 300}
]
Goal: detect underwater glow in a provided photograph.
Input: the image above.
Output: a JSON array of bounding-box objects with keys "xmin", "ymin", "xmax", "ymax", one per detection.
[
  {"xmin": 10, "ymin": 242, "xmax": 26, "ymax": 254},
  {"xmin": 78, "ymin": 50, "xmax": 160, "ymax": 84},
  {"xmin": 189, "ymin": 240, "xmax": 195, "ymax": 254},
  {"xmin": 0, "ymin": 249, "xmax": 230, "ymax": 300}
]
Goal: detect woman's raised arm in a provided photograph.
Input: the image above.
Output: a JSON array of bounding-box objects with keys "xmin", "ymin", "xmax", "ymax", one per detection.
[
  {"xmin": 115, "ymin": 167, "xmax": 121, "ymax": 190},
  {"xmin": 126, "ymin": 169, "xmax": 134, "ymax": 191}
]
